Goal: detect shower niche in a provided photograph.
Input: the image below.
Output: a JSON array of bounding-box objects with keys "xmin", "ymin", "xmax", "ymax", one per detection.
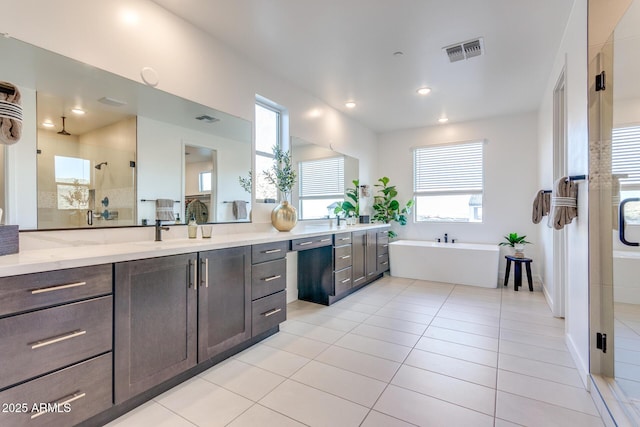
[{"xmin": 36, "ymin": 109, "xmax": 137, "ymax": 229}]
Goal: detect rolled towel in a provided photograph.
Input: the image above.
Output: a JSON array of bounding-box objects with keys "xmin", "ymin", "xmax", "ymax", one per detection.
[
  {"xmin": 155, "ymin": 199, "xmax": 175, "ymax": 221},
  {"xmin": 233, "ymin": 200, "xmax": 248, "ymax": 220},
  {"xmin": 532, "ymin": 190, "xmax": 551, "ymax": 224},
  {"xmin": 548, "ymin": 177, "xmax": 578, "ymax": 230},
  {"xmin": 0, "ymin": 81, "xmax": 22, "ymax": 145}
]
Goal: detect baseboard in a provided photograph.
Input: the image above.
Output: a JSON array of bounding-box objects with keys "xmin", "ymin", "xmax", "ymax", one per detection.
[{"xmin": 566, "ymin": 333, "xmax": 590, "ymax": 390}]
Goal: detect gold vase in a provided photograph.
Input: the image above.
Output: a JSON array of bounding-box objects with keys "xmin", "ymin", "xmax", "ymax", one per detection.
[{"xmin": 271, "ymin": 201, "xmax": 298, "ymax": 231}]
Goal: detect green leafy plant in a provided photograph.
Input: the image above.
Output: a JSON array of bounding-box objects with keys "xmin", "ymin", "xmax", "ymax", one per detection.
[
  {"xmin": 238, "ymin": 171, "xmax": 252, "ymax": 193},
  {"xmin": 498, "ymin": 233, "xmax": 531, "ymax": 247},
  {"xmin": 372, "ymin": 177, "xmax": 414, "ymax": 238},
  {"xmin": 334, "ymin": 179, "xmax": 360, "ymax": 218},
  {"xmin": 263, "ymin": 146, "xmax": 297, "ymax": 201}
]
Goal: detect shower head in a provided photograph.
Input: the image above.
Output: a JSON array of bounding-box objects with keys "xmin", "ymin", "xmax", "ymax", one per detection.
[{"xmin": 95, "ymin": 161, "xmax": 108, "ymax": 170}]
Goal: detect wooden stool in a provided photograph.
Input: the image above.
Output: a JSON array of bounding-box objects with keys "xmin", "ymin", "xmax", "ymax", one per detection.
[{"xmin": 504, "ymin": 255, "xmax": 533, "ymax": 292}]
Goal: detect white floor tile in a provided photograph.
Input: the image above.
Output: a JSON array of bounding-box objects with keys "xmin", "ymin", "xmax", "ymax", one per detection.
[
  {"xmin": 498, "ymin": 353, "xmax": 583, "ymax": 388},
  {"xmin": 260, "ymin": 380, "xmax": 369, "ymax": 426},
  {"xmin": 154, "ymin": 377, "xmax": 253, "ymax": 427},
  {"xmin": 291, "ymin": 360, "xmax": 387, "ymax": 407},
  {"xmin": 261, "ymin": 331, "xmax": 330, "ymax": 358},
  {"xmin": 364, "ymin": 314, "xmax": 428, "ymax": 335},
  {"xmin": 360, "ymin": 410, "xmax": 417, "ymax": 427},
  {"xmin": 105, "ymin": 401, "xmax": 195, "ymax": 427},
  {"xmin": 436, "ymin": 307, "xmax": 501, "ymax": 327},
  {"xmin": 315, "ymin": 345, "xmax": 401, "ymax": 382},
  {"xmin": 235, "ymin": 344, "xmax": 310, "ymax": 377},
  {"xmin": 500, "ymin": 328, "xmax": 568, "ymax": 350},
  {"xmin": 404, "ymin": 348, "xmax": 497, "ymax": 387},
  {"xmin": 500, "ymin": 318, "xmax": 565, "ymax": 338},
  {"xmin": 375, "ymin": 307, "xmax": 435, "ymax": 324},
  {"xmin": 334, "ymin": 333, "xmax": 412, "ymax": 362},
  {"xmin": 424, "ymin": 326, "xmax": 499, "ymax": 351},
  {"xmin": 383, "ymin": 300, "xmax": 441, "ymax": 315},
  {"xmin": 279, "ymin": 319, "xmax": 346, "ymax": 344},
  {"xmin": 374, "ymin": 385, "xmax": 494, "ymax": 427},
  {"xmin": 199, "ymin": 359, "xmax": 285, "ymax": 401},
  {"xmin": 291, "ymin": 311, "xmax": 361, "ymax": 332},
  {"xmin": 226, "ymin": 404, "xmax": 305, "ymax": 427},
  {"xmin": 498, "ymin": 340, "xmax": 575, "ymax": 367},
  {"xmin": 431, "ymin": 316, "xmax": 500, "ymax": 338},
  {"xmin": 415, "ymin": 337, "xmax": 498, "ymax": 367},
  {"xmin": 391, "ymin": 364, "xmax": 496, "ymax": 415},
  {"xmin": 351, "ymin": 323, "xmax": 421, "ymax": 347}
]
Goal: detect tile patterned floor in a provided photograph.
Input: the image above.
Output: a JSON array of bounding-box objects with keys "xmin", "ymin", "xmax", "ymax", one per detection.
[{"xmin": 107, "ymin": 276, "xmax": 604, "ymax": 427}]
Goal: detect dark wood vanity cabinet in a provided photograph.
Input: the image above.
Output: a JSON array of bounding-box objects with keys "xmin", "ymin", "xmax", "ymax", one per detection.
[
  {"xmin": 377, "ymin": 229, "xmax": 390, "ymax": 273},
  {"xmin": 114, "ymin": 253, "xmax": 198, "ymax": 404},
  {"xmin": 198, "ymin": 246, "xmax": 252, "ymax": 361}
]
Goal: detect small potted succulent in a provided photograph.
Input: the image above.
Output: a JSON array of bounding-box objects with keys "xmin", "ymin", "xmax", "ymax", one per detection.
[{"xmin": 499, "ymin": 233, "xmax": 531, "ymax": 258}]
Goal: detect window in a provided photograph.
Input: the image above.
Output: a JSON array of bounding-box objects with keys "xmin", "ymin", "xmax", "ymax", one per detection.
[
  {"xmin": 55, "ymin": 156, "xmax": 90, "ymax": 210},
  {"xmin": 298, "ymin": 156, "xmax": 345, "ymax": 219},
  {"xmin": 199, "ymin": 171, "xmax": 212, "ymax": 192},
  {"xmin": 255, "ymin": 102, "xmax": 281, "ymax": 201},
  {"xmin": 413, "ymin": 141, "xmax": 484, "ymax": 222},
  {"xmin": 613, "ymin": 125, "xmax": 640, "ymax": 223}
]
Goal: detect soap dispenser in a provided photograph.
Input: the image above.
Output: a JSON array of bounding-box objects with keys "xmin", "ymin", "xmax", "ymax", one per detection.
[{"xmin": 187, "ymin": 216, "xmax": 198, "ymax": 239}]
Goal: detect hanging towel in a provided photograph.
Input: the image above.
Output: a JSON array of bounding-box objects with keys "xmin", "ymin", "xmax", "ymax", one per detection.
[
  {"xmin": 233, "ymin": 200, "xmax": 248, "ymax": 220},
  {"xmin": 0, "ymin": 82, "xmax": 22, "ymax": 145},
  {"xmin": 186, "ymin": 199, "xmax": 208, "ymax": 224},
  {"xmin": 155, "ymin": 199, "xmax": 175, "ymax": 221},
  {"xmin": 548, "ymin": 177, "xmax": 578, "ymax": 230},
  {"xmin": 612, "ymin": 175, "xmax": 620, "ymax": 231},
  {"xmin": 532, "ymin": 190, "xmax": 551, "ymax": 224}
]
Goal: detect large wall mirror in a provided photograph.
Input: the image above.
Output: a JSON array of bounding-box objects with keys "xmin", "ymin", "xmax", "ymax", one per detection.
[
  {"xmin": 0, "ymin": 36, "xmax": 252, "ymax": 230},
  {"xmin": 291, "ymin": 137, "xmax": 359, "ymax": 220}
]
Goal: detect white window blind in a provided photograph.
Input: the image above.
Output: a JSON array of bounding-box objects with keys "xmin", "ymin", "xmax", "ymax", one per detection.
[
  {"xmin": 414, "ymin": 141, "xmax": 484, "ymax": 193},
  {"xmin": 613, "ymin": 126, "xmax": 640, "ymax": 186},
  {"xmin": 299, "ymin": 157, "xmax": 345, "ymax": 197}
]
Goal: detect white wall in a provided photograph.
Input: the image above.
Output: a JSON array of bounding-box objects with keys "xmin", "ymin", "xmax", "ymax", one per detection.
[
  {"xmin": 537, "ymin": 0, "xmax": 590, "ymax": 380},
  {"xmin": 0, "ymin": 0, "xmax": 378, "ymax": 206},
  {"xmin": 378, "ymin": 111, "xmax": 540, "ymax": 282}
]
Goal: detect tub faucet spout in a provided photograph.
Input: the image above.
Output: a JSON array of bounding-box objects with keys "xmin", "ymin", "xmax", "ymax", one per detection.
[{"xmin": 444, "ymin": 233, "xmax": 448, "ymax": 243}]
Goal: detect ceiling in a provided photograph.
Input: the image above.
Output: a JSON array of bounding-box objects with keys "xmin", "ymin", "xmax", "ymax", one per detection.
[{"xmin": 152, "ymin": 0, "xmax": 575, "ymax": 133}]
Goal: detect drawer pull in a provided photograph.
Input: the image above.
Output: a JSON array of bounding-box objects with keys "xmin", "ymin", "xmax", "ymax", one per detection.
[
  {"xmin": 354, "ymin": 277, "xmax": 365, "ymax": 283},
  {"xmin": 383, "ymin": 244, "xmax": 389, "ymax": 248},
  {"xmin": 381, "ymin": 261, "xmax": 389, "ymax": 266},
  {"xmin": 298, "ymin": 241, "xmax": 313, "ymax": 246},
  {"xmin": 340, "ymin": 255, "xmax": 351, "ymax": 260},
  {"xmin": 340, "ymin": 278, "xmax": 351, "ymax": 284},
  {"xmin": 31, "ymin": 281, "xmax": 87, "ymax": 295},
  {"xmin": 201, "ymin": 258, "xmax": 209, "ymax": 288},
  {"xmin": 339, "ymin": 237, "xmax": 350, "ymax": 241},
  {"xmin": 30, "ymin": 391, "xmax": 86, "ymax": 419},
  {"xmin": 262, "ymin": 275, "xmax": 282, "ymax": 282},
  {"xmin": 29, "ymin": 329, "xmax": 86, "ymax": 350},
  {"xmin": 263, "ymin": 248, "xmax": 282, "ymax": 254},
  {"xmin": 320, "ymin": 238, "xmax": 331, "ymax": 242},
  {"xmin": 263, "ymin": 308, "xmax": 282, "ymax": 317}
]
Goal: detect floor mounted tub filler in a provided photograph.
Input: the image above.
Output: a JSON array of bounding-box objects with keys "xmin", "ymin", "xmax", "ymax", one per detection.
[{"xmin": 389, "ymin": 240, "xmax": 500, "ymax": 288}]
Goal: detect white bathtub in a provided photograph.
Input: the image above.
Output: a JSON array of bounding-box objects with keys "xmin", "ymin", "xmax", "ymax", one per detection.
[
  {"xmin": 389, "ymin": 240, "xmax": 500, "ymax": 288},
  {"xmin": 614, "ymin": 250, "xmax": 640, "ymax": 303}
]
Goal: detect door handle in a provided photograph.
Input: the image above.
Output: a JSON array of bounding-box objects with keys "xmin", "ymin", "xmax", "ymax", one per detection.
[
  {"xmin": 619, "ymin": 198, "xmax": 640, "ymax": 247},
  {"xmin": 86, "ymin": 210, "xmax": 93, "ymax": 226}
]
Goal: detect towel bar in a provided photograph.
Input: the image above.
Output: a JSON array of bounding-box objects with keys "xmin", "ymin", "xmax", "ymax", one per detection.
[{"xmin": 140, "ymin": 199, "xmax": 180, "ymax": 203}]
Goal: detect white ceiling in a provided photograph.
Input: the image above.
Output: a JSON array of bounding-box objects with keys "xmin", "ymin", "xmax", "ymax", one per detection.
[{"xmin": 152, "ymin": 0, "xmax": 575, "ymax": 133}]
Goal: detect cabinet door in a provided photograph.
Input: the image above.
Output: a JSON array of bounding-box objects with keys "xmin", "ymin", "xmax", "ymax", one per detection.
[
  {"xmin": 114, "ymin": 253, "xmax": 197, "ymax": 404},
  {"xmin": 366, "ymin": 230, "xmax": 378, "ymax": 279},
  {"xmin": 198, "ymin": 246, "xmax": 251, "ymax": 361},
  {"xmin": 351, "ymin": 231, "xmax": 367, "ymax": 286}
]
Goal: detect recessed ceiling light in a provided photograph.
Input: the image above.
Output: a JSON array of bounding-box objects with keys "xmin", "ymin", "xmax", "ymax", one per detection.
[
  {"xmin": 345, "ymin": 101, "xmax": 356, "ymax": 109},
  {"xmin": 438, "ymin": 117, "xmax": 449, "ymax": 123},
  {"xmin": 71, "ymin": 108, "xmax": 85, "ymax": 115},
  {"xmin": 417, "ymin": 87, "xmax": 432, "ymax": 95},
  {"xmin": 98, "ymin": 96, "xmax": 127, "ymax": 107},
  {"xmin": 42, "ymin": 121, "xmax": 55, "ymax": 128}
]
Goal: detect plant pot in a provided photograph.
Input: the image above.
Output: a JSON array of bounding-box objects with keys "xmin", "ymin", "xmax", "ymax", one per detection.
[
  {"xmin": 271, "ymin": 201, "xmax": 298, "ymax": 231},
  {"xmin": 513, "ymin": 243, "xmax": 525, "ymax": 258}
]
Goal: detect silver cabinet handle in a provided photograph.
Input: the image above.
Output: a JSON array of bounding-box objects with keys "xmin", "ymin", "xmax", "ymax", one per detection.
[
  {"xmin": 320, "ymin": 238, "xmax": 331, "ymax": 242},
  {"xmin": 201, "ymin": 258, "xmax": 209, "ymax": 287},
  {"xmin": 262, "ymin": 275, "xmax": 282, "ymax": 282},
  {"xmin": 354, "ymin": 277, "xmax": 365, "ymax": 283},
  {"xmin": 340, "ymin": 255, "xmax": 351, "ymax": 259},
  {"xmin": 189, "ymin": 259, "xmax": 196, "ymax": 289},
  {"xmin": 29, "ymin": 329, "xmax": 86, "ymax": 349},
  {"xmin": 339, "ymin": 237, "xmax": 350, "ymax": 241},
  {"xmin": 341, "ymin": 278, "xmax": 350, "ymax": 284},
  {"xmin": 264, "ymin": 248, "xmax": 282, "ymax": 254},
  {"xmin": 383, "ymin": 244, "xmax": 389, "ymax": 248},
  {"xmin": 31, "ymin": 391, "xmax": 86, "ymax": 419},
  {"xmin": 381, "ymin": 261, "xmax": 389, "ymax": 265},
  {"xmin": 263, "ymin": 308, "xmax": 282, "ymax": 317},
  {"xmin": 31, "ymin": 281, "xmax": 87, "ymax": 295},
  {"xmin": 298, "ymin": 241, "xmax": 313, "ymax": 246}
]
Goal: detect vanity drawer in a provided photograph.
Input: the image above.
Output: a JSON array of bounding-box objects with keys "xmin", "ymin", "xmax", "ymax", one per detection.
[
  {"xmin": 0, "ymin": 353, "xmax": 112, "ymax": 427},
  {"xmin": 334, "ymin": 267, "xmax": 352, "ymax": 295},
  {"xmin": 252, "ymin": 290, "xmax": 286, "ymax": 337},
  {"xmin": 252, "ymin": 241, "xmax": 289, "ymax": 264},
  {"xmin": 334, "ymin": 232, "xmax": 352, "ymax": 245},
  {"xmin": 378, "ymin": 254, "xmax": 390, "ymax": 272},
  {"xmin": 378, "ymin": 240, "xmax": 389, "ymax": 255},
  {"xmin": 0, "ymin": 264, "xmax": 112, "ymax": 318},
  {"xmin": 291, "ymin": 235, "xmax": 333, "ymax": 251},
  {"xmin": 251, "ymin": 258, "xmax": 286, "ymax": 300},
  {"xmin": 377, "ymin": 229, "xmax": 390, "ymax": 239},
  {"xmin": 0, "ymin": 296, "xmax": 112, "ymax": 390},
  {"xmin": 334, "ymin": 245, "xmax": 352, "ymax": 271}
]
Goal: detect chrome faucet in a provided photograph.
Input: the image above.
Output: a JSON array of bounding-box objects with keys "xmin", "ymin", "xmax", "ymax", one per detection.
[{"xmin": 155, "ymin": 220, "xmax": 170, "ymax": 241}]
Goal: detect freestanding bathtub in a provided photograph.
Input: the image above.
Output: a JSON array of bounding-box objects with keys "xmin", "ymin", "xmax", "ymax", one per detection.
[
  {"xmin": 389, "ymin": 240, "xmax": 500, "ymax": 288},
  {"xmin": 614, "ymin": 250, "xmax": 640, "ymax": 303}
]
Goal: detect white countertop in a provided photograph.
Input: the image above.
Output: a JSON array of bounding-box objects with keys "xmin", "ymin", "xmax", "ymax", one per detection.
[{"xmin": 0, "ymin": 223, "xmax": 388, "ymax": 277}]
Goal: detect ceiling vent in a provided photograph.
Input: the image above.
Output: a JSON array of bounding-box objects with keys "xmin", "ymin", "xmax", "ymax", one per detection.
[{"xmin": 443, "ymin": 37, "xmax": 484, "ymax": 63}]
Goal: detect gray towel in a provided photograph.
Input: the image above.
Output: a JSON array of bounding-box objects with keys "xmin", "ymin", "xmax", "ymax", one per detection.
[
  {"xmin": 548, "ymin": 177, "xmax": 578, "ymax": 230},
  {"xmin": 233, "ymin": 200, "xmax": 248, "ymax": 220},
  {"xmin": 0, "ymin": 82, "xmax": 22, "ymax": 145},
  {"xmin": 532, "ymin": 190, "xmax": 550, "ymax": 224},
  {"xmin": 155, "ymin": 199, "xmax": 175, "ymax": 221}
]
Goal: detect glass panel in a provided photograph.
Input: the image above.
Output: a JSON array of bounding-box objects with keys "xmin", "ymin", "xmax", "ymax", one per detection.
[
  {"xmin": 415, "ymin": 194, "xmax": 482, "ymax": 222},
  {"xmin": 255, "ymin": 103, "xmax": 279, "ymax": 154},
  {"xmin": 255, "ymin": 154, "xmax": 277, "ymax": 201},
  {"xmin": 300, "ymin": 198, "xmax": 344, "ymax": 219}
]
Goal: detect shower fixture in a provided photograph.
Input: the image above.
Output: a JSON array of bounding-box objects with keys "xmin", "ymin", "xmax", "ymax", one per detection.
[
  {"xmin": 95, "ymin": 161, "xmax": 108, "ymax": 170},
  {"xmin": 57, "ymin": 116, "xmax": 71, "ymax": 135}
]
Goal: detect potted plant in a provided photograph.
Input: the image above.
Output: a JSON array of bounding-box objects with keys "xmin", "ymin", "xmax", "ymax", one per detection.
[
  {"xmin": 372, "ymin": 177, "xmax": 414, "ymax": 238},
  {"xmin": 499, "ymin": 233, "xmax": 531, "ymax": 258},
  {"xmin": 263, "ymin": 146, "xmax": 297, "ymax": 231},
  {"xmin": 334, "ymin": 179, "xmax": 359, "ymax": 223}
]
